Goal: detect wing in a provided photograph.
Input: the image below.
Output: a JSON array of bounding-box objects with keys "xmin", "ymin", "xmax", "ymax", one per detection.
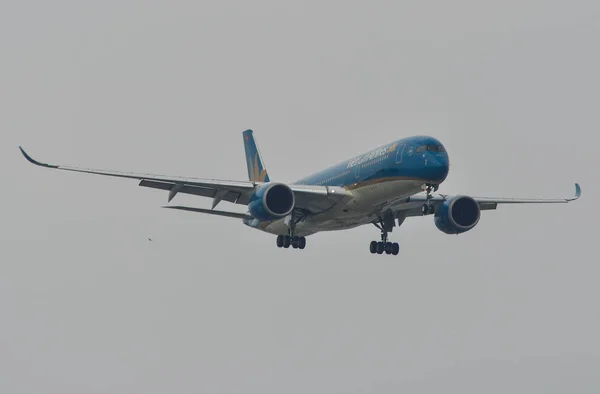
[
  {"xmin": 162, "ymin": 206, "xmax": 253, "ymax": 219},
  {"xmin": 389, "ymin": 183, "xmax": 581, "ymax": 218},
  {"xmin": 19, "ymin": 147, "xmax": 350, "ymax": 213}
]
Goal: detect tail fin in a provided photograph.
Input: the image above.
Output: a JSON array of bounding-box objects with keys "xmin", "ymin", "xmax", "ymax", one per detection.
[{"xmin": 242, "ymin": 129, "xmax": 270, "ymax": 183}]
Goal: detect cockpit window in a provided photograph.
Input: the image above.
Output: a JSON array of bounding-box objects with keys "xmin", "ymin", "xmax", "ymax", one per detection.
[{"xmin": 416, "ymin": 145, "xmax": 445, "ymax": 153}]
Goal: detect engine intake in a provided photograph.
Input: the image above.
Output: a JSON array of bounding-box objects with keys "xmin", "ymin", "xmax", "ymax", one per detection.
[
  {"xmin": 248, "ymin": 183, "xmax": 295, "ymax": 221},
  {"xmin": 434, "ymin": 195, "xmax": 481, "ymax": 234}
]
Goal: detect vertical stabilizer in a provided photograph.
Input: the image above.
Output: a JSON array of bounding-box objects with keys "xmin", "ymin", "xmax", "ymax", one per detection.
[{"xmin": 242, "ymin": 129, "xmax": 270, "ymax": 183}]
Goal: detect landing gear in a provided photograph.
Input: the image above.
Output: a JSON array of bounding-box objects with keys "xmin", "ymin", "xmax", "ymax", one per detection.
[
  {"xmin": 277, "ymin": 210, "xmax": 307, "ymax": 250},
  {"xmin": 276, "ymin": 235, "xmax": 306, "ymax": 250},
  {"xmin": 421, "ymin": 204, "xmax": 435, "ymax": 215},
  {"xmin": 369, "ymin": 240, "xmax": 399, "ymax": 256},
  {"xmin": 369, "ymin": 230, "xmax": 400, "ymax": 256},
  {"xmin": 422, "ymin": 184, "xmax": 438, "ymax": 216}
]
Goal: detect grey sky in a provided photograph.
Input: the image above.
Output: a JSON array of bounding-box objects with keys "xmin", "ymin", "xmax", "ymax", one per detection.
[{"xmin": 1, "ymin": 1, "xmax": 599, "ymax": 393}]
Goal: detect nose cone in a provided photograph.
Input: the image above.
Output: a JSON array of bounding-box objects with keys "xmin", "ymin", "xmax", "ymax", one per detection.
[{"xmin": 426, "ymin": 153, "xmax": 449, "ymax": 183}]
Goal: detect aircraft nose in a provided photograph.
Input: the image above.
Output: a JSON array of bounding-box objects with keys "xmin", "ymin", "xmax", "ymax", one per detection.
[{"xmin": 426, "ymin": 153, "xmax": 449, "ymax": 182}]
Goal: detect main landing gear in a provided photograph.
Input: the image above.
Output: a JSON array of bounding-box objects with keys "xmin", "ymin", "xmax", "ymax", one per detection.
[
  {"xmin": 370, "ymin": 214, "xmax": 401, "ymax": 256},
  {"xmin": 369, "ymin": 231, "xmax": 399, "ymax": 256},
  {"xmin": 421, "ymin": 184, "xmax": 438, "ymax": 215},
  {"xmin": 276, "ymin": 235, "xmax": 306, "ymax": 250},
  {"xmin": 277, "ymin": 210, "xmax": 307, "ymax": 250}
]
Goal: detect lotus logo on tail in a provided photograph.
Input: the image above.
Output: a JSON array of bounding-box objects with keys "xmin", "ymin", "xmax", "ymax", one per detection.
[{"xmin": 249, "ymin": 153, "xmax": 268, "ymax": 182}]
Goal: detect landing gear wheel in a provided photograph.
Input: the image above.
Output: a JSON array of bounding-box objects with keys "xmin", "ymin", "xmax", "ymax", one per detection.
[
  {"xmin": 298, "ymin": 236, "xmax": 306, "ymax": 249},
  {"xmin": 422, "ymin": 204, "xmax": 435, "ymax": 215},
  {"xmin": 421, "ymin": 204, "xmax": 429, "ymax": 215},
  {"xmin": 369, "ymin": 239, "xmax": 400, "ymax": 256},
  {"xmin": 385, "ymin": 242, "xmax": 393, "ymax": 254},
  {"xmin": 277, "ymin": 235, "xmax": 306, "ymax": 250},
  {"xmin": 369, "ymin": 241, "xmax": 377, "ymax": 254},
  {"xmin": 291, "ymin": 236, "xmax": 300, "ymax": 249}
]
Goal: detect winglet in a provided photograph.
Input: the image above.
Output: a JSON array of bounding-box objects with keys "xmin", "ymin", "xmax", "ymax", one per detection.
[
  {"xmin": 19, "ymin": 146, "xmax": 59, "ymax": 168},
  {"xmin": 569, "ymin": 183, "xmax": 582, "ymax": 201}
]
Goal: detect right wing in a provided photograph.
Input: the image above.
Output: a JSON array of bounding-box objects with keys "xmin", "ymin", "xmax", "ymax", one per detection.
[
  {"xmin": 19, "ymin": 146, "xmax": 349, "ymax": 213},
  {"xmin": 389, "ymin": 183, "xmax": 581, "ymax": 218}
]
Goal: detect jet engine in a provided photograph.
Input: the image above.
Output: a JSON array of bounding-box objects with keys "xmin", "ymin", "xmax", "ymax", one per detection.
[
  {"xmin": 434, "ymin": 195, "xmax": 481, "ymax": 234},
  {"xmin": 248, "ymin": 183, "xmax": 295, "ymax": 221}
]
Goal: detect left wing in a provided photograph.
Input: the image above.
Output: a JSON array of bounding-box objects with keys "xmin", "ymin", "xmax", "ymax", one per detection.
[
  {"xmin": 389, "ymin": 183, "xmax": 581, "ymax": 218},
  {"xmin": 19, "ymin": 146, "xmax": 349, "ymax": 213},
  {"xmin": 162, "ymin": 205, "xmax": 253, "ymax": 220}
]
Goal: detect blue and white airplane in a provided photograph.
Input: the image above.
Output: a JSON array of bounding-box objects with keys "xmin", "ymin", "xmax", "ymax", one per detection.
[{"xmin": 19, "ymin": 129, "xmax": 581, "ymax": 255}]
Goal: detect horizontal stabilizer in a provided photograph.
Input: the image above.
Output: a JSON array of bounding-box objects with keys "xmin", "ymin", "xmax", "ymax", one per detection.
[{"xmin": 163, "ymin": 205, "xmax": 251, "ymax": 220}]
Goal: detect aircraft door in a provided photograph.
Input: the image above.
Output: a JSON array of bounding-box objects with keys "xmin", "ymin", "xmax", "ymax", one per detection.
[
  {"xmin": 395, "ymin": 144, "xmax": 406, "ymax": 164},
  {"xmin": 354, "ymin": 162, "xmax": 361, "ymax": 179}
]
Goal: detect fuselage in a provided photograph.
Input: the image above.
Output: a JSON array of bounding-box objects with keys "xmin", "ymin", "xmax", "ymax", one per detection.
[{"xmin": 244, "ymin": 136, "xmax": 450, "ymax": 235}]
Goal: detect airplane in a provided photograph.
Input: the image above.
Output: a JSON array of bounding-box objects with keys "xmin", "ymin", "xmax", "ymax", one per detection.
[{"xmin": 19, "ymin": 129, "xmax": 581, "ymax": 255}]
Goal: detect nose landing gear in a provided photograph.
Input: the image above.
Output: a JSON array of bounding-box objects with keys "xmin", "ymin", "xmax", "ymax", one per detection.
[{"xmin": 421, "ymin": 184, "xmax": 438, "ymax": 215}]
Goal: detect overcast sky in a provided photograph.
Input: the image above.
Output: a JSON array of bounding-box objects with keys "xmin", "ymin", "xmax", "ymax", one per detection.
[{"xmin": 1, "ymin": 1, "xmax": 599, "ymax": 393}]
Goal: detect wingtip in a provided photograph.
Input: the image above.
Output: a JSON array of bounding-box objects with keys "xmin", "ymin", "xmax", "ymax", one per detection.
[
  {"xmin": 565, "ymin": 183, "xmax": 582, "ymax": 201},
  {"xmin": 18, "ymin": 146, "xmax": 58, "ymax": 168},
  {"xmin": 574, "ymin": 183, "xmax": 581, "ymax": 200},
  {"xmin": 19, "ymin": 146, "xmax": 36, "ymax": 164},
  {"xmin": 19, "ymin": 145, "xmax": 30, "ymax": 159}
]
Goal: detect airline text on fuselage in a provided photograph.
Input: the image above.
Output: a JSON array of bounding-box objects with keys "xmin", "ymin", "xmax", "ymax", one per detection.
[{"xmin": 347, "ymin": 144, "xmax": 393, "ymax": 169}]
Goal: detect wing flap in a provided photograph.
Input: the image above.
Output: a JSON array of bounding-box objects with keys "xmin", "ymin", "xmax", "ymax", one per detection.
[
  {"xmin": 162, "ymin": 205, "xmax": 251, "ymax": 219},
  {"xmin": 478, "ymin": 202, "xmax": 498, "ymax": 211},
  {"xmin": 139, "ymin": 180, "xmax": 247, "ymax": 204}
]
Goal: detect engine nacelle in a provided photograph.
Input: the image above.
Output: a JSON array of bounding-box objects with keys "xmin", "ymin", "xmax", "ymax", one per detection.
[
  {"xmin": 248, "ymin": 183, "xmax": 295, "ymax": 221},
  {"xmin": 434, "ymin": 195, "xmax": 481, "ymax": 234}
]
